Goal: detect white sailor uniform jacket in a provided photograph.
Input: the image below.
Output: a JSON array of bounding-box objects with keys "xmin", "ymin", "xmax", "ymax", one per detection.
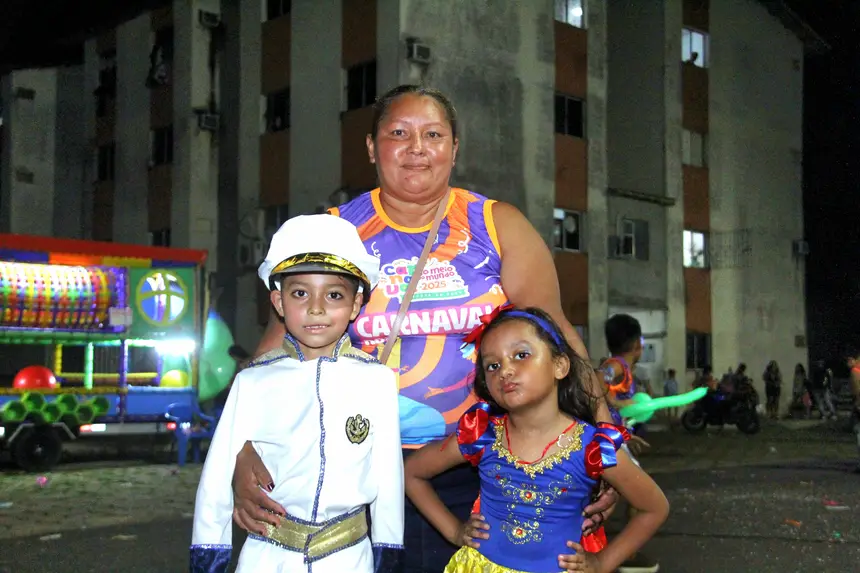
[{"xmin": 190, "ymin": 334, "xmax": 404, "ymax": 572}]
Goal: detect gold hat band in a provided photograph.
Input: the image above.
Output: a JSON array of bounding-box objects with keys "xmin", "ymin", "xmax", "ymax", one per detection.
[{"xmin": 270, "ymin": 252, "xmax": 370, "ymax": 287}]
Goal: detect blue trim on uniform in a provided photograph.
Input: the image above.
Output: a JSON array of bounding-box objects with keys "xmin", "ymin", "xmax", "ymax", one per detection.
[
  {"xmin": 311, "ymin": 358, "xmax": 326, "ymax": 521},
  {"xmin": 189, "ymin": 544, "xmax": 232, "ymax": 573},
  {"xmin": 373, "ymin": 545, "xmax": 405, "ymax": 573}
]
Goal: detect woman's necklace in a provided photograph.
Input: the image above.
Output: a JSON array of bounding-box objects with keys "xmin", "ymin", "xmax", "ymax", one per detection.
[{"xmin": 503, "ymin": 417, "xmax": 578, "ymax": 465}]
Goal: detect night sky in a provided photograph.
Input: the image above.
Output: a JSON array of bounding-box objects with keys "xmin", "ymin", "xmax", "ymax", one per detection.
[{"xmin": 0, "ymin": 0, "xmax": 857, "ymax": 364}]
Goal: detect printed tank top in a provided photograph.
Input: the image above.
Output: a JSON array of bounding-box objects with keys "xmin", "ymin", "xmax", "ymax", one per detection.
[{"xmin": 330, "ymin": 188, "xmax": 508, "ymax": 445}]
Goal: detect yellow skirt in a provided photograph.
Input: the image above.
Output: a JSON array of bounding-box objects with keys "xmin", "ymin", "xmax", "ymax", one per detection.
[{"xmin": 443, "ymin": 546, "xmax": 533, "ymax": 573}]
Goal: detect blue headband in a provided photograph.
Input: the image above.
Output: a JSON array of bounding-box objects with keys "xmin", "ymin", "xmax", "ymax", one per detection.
[{"xmin": 502, "ymin": 310, "xmax": 565, "ymax": 349}]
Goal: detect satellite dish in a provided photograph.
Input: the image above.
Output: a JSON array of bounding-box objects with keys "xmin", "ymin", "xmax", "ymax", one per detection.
[{"xmin": 563, "ymin": 214, "xmax": 578, "ymax": 234}]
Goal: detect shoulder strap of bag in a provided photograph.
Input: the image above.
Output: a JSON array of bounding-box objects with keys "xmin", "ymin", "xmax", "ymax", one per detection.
[{"xmin": 379, "ymin": 189, "xmax": 451, "ymax": 366}]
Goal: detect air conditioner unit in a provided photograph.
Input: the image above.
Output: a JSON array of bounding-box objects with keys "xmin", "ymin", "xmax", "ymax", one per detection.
[
  {"xmin": 792, "ymin": 239, "xmax": 810, "ymax": 257},
  {"xmin": 406, "ymin": 40, "xmax": 431, "ymax": 65},
  {"xmin": 197, "ymin": 112, "xmax": 220, "ymax": 132},
  {"xmin": 238, "ymin": 239, "xmax": 267, "ymax": 268},
  {"xmin": 198, "ymin": 10, "xmax": 221, "ymax": 29}
]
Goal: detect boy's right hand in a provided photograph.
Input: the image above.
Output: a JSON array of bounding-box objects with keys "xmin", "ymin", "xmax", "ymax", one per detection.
[
  {"xmin": 452, "ymin": 513, "xmax": 490, "ymax": 548},
  {"xmin": 232, "ymin": 442, "xmax": 287, "ymax": 535}
]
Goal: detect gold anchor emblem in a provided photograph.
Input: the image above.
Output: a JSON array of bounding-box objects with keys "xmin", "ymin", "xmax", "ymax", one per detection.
[{"xmin": 345, "ymin": 414, "xmax": 370, "ymax": 444}]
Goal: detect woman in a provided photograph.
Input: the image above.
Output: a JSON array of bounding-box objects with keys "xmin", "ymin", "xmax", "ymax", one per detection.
[
  {"xmin": 763, "ymin": 361, "xmax": 782, "ymax": 420},
  {"xmin": 231, "ymin": 85, "xmax": 617, "ymax": 571}
]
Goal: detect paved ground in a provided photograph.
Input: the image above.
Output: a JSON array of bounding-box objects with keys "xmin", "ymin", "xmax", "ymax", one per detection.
[{"xmin": 0, "ymin": 420, "xmax": 857, "ymax": 572}]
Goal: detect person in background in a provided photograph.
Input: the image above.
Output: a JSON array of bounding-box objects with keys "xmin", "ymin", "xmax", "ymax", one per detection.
[
  {"xmin": 810, "ymin": 361, "xmax": 837, "ymax": 420},
  {"xmin": 663, "ymin": 368, "xmax": 679, "ymax": 423},
  {"xmin": 763, "ymin": 361, "xmax": 782, "ymax": 420},
  {"xmin": 845, "ymin": 347, "xmax": 860, "ymax": 473}
]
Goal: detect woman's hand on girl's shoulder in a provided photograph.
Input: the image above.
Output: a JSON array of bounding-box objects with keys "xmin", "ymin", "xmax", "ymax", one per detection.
[
  {"xmin": 452, "ymin": 513, "xmax": 489, "ymax": 549},
  {"xmin": 558, "ymin": 541, "xmax": 603, "ymax": 572}
]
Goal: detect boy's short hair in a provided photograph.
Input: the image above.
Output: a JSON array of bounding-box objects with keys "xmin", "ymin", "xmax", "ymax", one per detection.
[
  {"xmin": 668, "ymin": 368, "xmax": 676, "ymax": 377},
  {"xmin": 604, "ymin": 314, "xmax": 642, "ymax": 355},
  {"xmin": 844, "ymin": 346, "xmax": 860, "ymax": 360}
]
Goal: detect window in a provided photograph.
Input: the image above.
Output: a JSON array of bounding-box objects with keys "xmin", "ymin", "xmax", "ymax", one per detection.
[
  {"xmin": 686, "ymin": 332, "xmax": 711, "ymax": 370},
  {"xmin": 346, "ymin": 61, "xmax": 376, "ymax": 111},
  {"xmin": 154, "ymin": 27, "xmax": 174, "ymax": 61},
  {"xmin": 614, "ymin": 218, "xmax": 649, "ymax": 260},
  {"xmin": 97, "ymin": 144, "xmax": 115, "ymax": 182},
  {"xmin": 267, "ymin": 0, "xmax": 291, "ymax": 20},
  {"xmin": 683, "ymin": 230, "xmax": 708, "ymax": 268},
  {"xmin": 682, "ymin": 130, "xmax": 707, "ymax": 167},
  {"xmin": 264, "ymin": 203, "xmax": 289, "ymax": 239},
  {"xmin": 553, "ymin": 208, "xmax": 582, "ymax": 252},
  {"xmin": 554, "ymin": 94, "xmax": 585, "ymax": 138},
  {"xmin": 150, "ymin": 228, "xmax": 171, "ymax": 247},
  {"xmin": 554, "ymin": 0, "xmax": 585, "ymax": 28},
  {"xmin": 265, "ymin": 89, "xmax": 290, "ymax": 132},
  {"xmin": 682, "ymin": 28, "xmax": 708, "ymax": 68},
  {"xmin": 151, "ymin": 126, "xmax": 173, "ymax": 166},
  {"xmin": 95, "ymin": 51, "xmax": 117, "ymax": 118}
]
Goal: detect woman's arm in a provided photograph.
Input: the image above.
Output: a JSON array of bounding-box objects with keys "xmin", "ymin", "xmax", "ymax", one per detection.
[
  {"xmin": 493, "ymin": 202, "xmax": 614, "ymax": 425},
  {"xmin": 404, "ymin": 436, "xmax": 470, "ymax": 545},
  {"xmin": 255, "ymin": 307, "xmax": 287, "ymax": 357},
  {"xmin": 592, "ymin": 450, "xmax": 669, "ymax": 572}
]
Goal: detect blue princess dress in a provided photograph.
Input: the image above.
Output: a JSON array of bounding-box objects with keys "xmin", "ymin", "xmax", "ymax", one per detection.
[{"xmin": 444, "ymin": 403, "xmax": 628, "ymax": 573}]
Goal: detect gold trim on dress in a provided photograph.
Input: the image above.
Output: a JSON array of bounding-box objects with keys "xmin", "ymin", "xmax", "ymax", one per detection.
[
  {"xmin": 262, "ymin": 508, "xmax": 367, "ymax": 560},
  {"xmin": 443, "ymin": 546, "xmax": 533, "ymax": 573},
  {"xmin": 491, "ymin": 421, "xmax": 585, "ymax": 479}
]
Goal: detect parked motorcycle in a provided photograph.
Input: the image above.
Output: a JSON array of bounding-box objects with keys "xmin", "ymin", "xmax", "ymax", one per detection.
[{"xmin": 682, "ymin": 377, "xmax": 761, "ymax": 434}]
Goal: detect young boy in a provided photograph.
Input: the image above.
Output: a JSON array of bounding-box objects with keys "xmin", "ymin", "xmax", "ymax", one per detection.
[
  {"xmin": 599, "ymin": 314, "xmax": 659, "ymax": 573},
  {"xmin": 190, "ymin": 214, "xmax": 404, "ymax": 572}
]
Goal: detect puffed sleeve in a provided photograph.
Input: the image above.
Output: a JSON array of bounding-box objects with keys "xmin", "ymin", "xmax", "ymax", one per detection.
[
  {"xmin": 584, "ymin": 423, "xmax": 631, "ymax": 479},
  {"xmin": 456, "ymin": 402, "xmax": 498, "ymax": 466},
  {"xmin": 189, "ymin": 372, "xmax": 254, "ymax": 572},
  {"xmin": 370, "ymin": 367, "xmax": 405, "ymax": 573}
]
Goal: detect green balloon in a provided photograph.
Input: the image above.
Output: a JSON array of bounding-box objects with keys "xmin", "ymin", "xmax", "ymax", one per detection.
[
  {"xmin": 619, "ymin": 387, "xmax": 708, "ymax": 425},
  {"xmin": 197, "ymin": 311, "xmax": 237, "ymax": 402}
]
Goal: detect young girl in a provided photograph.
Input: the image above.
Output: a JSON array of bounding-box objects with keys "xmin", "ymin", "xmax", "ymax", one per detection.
[{"xmin": 404, "ymin": 306, "xmax": 669, "ymax": 573}]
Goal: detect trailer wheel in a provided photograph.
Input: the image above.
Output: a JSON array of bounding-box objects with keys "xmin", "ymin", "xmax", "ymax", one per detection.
[{"xmin": 12, "ymin": 427, "xmax": 63, "ymax": 472}]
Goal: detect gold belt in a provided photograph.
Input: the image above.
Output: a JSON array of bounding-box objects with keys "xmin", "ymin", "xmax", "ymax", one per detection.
[{"xmin": 261, "ymin": 508, "xmax": 368, "ymax": 562}]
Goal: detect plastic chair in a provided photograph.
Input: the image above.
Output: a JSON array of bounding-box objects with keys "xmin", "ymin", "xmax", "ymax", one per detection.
[{"xmin": 164, "ymin": 401, "xmax": 219, "ymax": 466}]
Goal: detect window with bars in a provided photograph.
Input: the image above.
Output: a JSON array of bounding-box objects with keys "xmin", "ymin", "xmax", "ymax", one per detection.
[
  {"xmin": 267, "ymin": 0, "xmax": 291, "ymax": 20},
  {"xmin": 553, "ymin": 208, "xmax": 582, "ymax": 252},
  {"xmin": 683, "ymin": 230, "xmax": 708, "ymax": 268},
  {"xmin": 97, "ymin": 144, "xmax": 115, "ymax": 182},
  {"xmin": 682, "ymin": 28, "xmax": 708, "ymax": 67},
  {"xmin": 686, "ymin": 332, "xmax": 711, "ymax": 370},
  {"xmin": 554, "ymin": 0, "xmax": 585, "ymax": 28},
  {"xmin": 682, "ymin": 129, "xmax": 708, "ymax": 167},
  {"xmin": 266, "ymin": 89, "xmax": 290, "ymax": 132},
  {"xmin": 554, "ymin": 94, "xmax": 585, "ymax": 139},
  {"xmin": 346, "ymin": 61, "xmax": 377, "ymax": 111},
  {"xmin": 151, "ymin": 126, "xmax": 173, "ymax": 166}
]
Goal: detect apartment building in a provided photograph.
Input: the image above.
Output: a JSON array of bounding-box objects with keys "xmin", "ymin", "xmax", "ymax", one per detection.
[{"xmin": 0, "ymin": 0, "xmax": 822, "ymax": 399}]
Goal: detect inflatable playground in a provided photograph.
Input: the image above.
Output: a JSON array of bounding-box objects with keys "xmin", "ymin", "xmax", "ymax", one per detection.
[{"xmin": 0, "ymin": 234, "xmax": 237, "ymax": 471}]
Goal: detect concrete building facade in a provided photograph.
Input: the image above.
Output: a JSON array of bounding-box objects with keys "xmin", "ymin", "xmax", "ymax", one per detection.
[{"xmin": 0, "ymin": 0, "xmax": 820, "ymax": 405}]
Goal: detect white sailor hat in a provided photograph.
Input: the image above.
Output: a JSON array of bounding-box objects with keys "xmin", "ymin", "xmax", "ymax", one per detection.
[{"xmin": 257, "ymin": 214, "xmax": 379, "ymax": 300}]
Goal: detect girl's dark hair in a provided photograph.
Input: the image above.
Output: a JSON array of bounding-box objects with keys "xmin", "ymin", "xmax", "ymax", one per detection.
[
  {"xmin": 370, "ymin": 84, "xmax": 458, "ymax": 140},
  {"xmin": 472, "ymin": 307, "xmax": 599, "ymax": 426}
]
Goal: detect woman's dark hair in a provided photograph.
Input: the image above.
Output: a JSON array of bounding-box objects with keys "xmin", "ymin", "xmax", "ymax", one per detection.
[
  {"xmin": 472, "ymin": 307, "xmax": 599, "ymax": 426},
  {"xmin": 370, "ymin": 84, "xmax": 458, "ymax": 140}
]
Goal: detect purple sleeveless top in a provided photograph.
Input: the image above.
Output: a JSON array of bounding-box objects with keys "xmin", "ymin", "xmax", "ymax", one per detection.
[{"xmin": 331, "ymin": 188, "xmax": 508, "ymax": 444}]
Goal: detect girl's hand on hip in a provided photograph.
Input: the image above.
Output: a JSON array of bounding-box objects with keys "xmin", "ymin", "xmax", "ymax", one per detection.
[
  {"xmin": 559, "ymin": 541, "xmax": 602, "ymax": 572},
  {"xmin": 454, "ymin": 513, "xmax": 489, "ymax": 548}
]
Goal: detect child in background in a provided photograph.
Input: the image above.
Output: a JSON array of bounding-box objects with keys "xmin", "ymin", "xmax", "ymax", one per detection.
[
  {"xmin": 404, "ymin": 306, "xmax": 669, "ymax": 573},
  {"xmin": 663, "ymin": 368, "xmax": 679, "ymax": 423}
]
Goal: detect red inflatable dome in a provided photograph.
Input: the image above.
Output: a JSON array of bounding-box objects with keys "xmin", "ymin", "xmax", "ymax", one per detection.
[{"xmin": 13, "ymin": 366, "xmax": 58, "ymax": 390}]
